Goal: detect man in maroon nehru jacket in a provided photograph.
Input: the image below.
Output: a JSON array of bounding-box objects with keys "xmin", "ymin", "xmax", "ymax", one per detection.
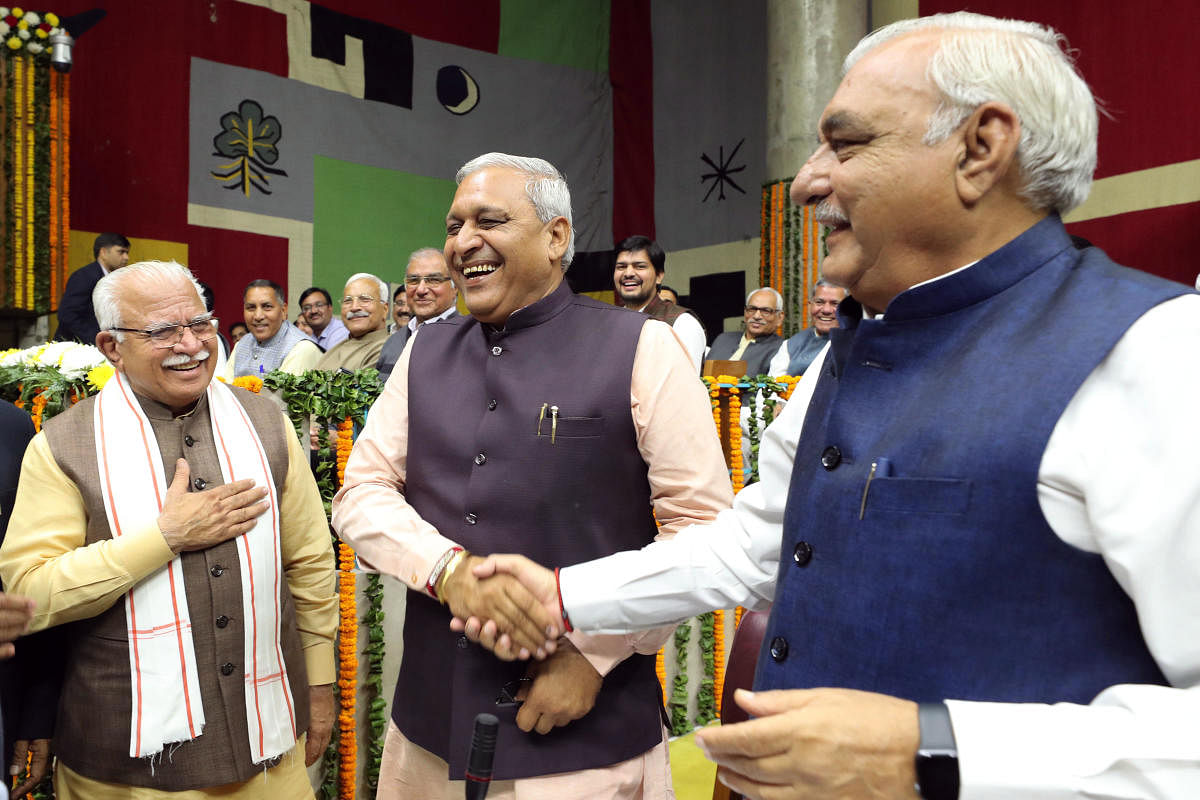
[{"xmin": 332, "ymin": 152, "xmax": 732, "ymax": 798}]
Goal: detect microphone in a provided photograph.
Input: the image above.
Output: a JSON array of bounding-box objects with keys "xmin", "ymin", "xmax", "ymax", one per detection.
[{"xmin": 465, "ymin": 712, "xmax": 499, "ymax": 800}]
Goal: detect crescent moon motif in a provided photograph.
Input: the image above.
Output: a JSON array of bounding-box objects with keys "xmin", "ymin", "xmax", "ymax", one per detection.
[{"xmin": 437, "ymin": 65, "xmax": 480, "ymax": 116}]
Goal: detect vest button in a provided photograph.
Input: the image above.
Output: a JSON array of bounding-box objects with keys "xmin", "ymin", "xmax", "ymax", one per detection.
[
  {"xmin": 464, "ymin": 513, "xmax": 477, "ymax": 525},
  {"xmin": 216, "ymin": 615, "xmax": 229, "ymax": 628},
  {"xmin": 487, "ymin": 399, "xmax": 498, "ymax": 411},
  {"xmin": 474, "ymin": 453, "xmax": 487, "ymax": 465},
  {"xmin": 491, "ymin": 346, "xmax": 503, "ymax": 356},
  {"xmin": 769, "ymin": 636, "xmax": 789, "ymax": 662},
  {"xmin": 820, "ymin": 446, "xmax": 842, "ymax": 470},
  {"xmin": 210, "ymin": 565, "xmax": 225, "ymax": 577},
  {"xmin": 193, "ymin": 477, "xmax": 207, "ymax": 490},
  {"xmin": 792, "ymin": 541, "xmax": 813, "ymax": 566},
  {"xmin": 184, "ymin": 434, "xmax": 195, "ymax": 447},
  {"xmin": 220, "ymin": 662, "xmax": 235, "ymax": 676}
]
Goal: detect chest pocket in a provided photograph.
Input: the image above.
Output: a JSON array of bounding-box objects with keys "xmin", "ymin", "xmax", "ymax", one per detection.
[{"xmin": 867, "ymin": 476, "xmax": 971, "ymax": 516}]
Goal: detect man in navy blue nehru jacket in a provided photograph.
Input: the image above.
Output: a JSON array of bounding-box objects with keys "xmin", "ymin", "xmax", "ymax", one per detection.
[
  {"xmin": 332, "ymin": 152, "xmax": 731, "ymax": 799},
  {"xmin": 461, "ymin": 12, "xmax": 1200, "ymax": 800}
]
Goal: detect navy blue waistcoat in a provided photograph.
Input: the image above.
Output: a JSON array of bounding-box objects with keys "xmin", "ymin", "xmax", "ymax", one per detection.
[
  {"xmin": 755, "ymin": 216, "xmax": 1189, "ymax": 703},
  {"xmin": 398, "ymin": 281, "xmax": 665, "ymax": 780}
]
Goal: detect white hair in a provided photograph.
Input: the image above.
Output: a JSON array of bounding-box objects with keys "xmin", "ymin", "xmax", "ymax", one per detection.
[
  {"xmin": 747, "ymin": 287, "xmax": 784, "ymax": 310},
  {"xmin": 455, "ymin": 152, "xmax": 575, "ymax": 269},
  {"xmin": 344, "ymin": 272, "xmax": 388, "ymax": 302},
  {"xmin": 94, "ymin": 260, "xmax": 206, "ymax": 342},
  {"xmin": 407, "ymin": 247, "xmax": 445, "ymax": 269},
  {"xmin": 844, "ymin": 12, "xmax": 1098, "ymax": 214}
]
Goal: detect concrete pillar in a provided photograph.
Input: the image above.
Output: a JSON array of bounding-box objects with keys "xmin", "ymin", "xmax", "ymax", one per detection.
[{"xmin": 765, "ymin": 0, "xmax": 870, "ymax": 181}]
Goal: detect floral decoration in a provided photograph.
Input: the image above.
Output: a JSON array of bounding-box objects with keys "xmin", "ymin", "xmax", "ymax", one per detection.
[{"xmin": 0, "ymin": 8, "xmax": 62, "ymax": 57}]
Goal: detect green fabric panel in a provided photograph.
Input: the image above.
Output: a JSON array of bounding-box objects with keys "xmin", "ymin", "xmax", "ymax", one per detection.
[
  {"xmin": 498, "ymin": 0, "xmax": 609, "ymax": 72},
  {"xmin": 313, "ymin": 156, "xmax": 456, "ymax": 289}
]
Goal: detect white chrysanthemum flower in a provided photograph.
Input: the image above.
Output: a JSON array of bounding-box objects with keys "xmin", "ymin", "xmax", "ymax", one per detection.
[
  {"xmin": 0, "ymin": 348, "xmax": 24, "ymax": 367},
  {"xmin": 0, "ymin": 9, "xmax": 9, "ymax": 19},
  {"xmin": 25, "ymin": 40, "xmax": 40, "ymax": 53},
  {"xmin": 22, "ymin": 11, "xmax": 37, "ymax": 25},
  {"xmin": 17, "ymin": 27, "xmax": 28, "ymax": 40},
  {"xmin": 58, "ymin": 344, "xmax": 107, "ymax": 378},
  {"xmin": 34, "ymin": 340, "xmax": 78, "ymax": 367},
  {"xmin": 0, "ymin": 22, "xmax": 10, "ymax": 36}
]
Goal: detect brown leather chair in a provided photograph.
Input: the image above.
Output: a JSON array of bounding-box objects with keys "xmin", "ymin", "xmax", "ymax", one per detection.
[{"xmin": 711, "ymin": 608, "xmax": 770, "ymax": 800}]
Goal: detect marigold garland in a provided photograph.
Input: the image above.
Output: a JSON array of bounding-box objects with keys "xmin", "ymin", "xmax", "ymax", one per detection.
[
  {"xmin": 336, "ymin": 539, "xmax": 358, "ymax": 799},
  {"xmin": 712, "ymin": 609, "xmax": 726, "ymax": 716}
]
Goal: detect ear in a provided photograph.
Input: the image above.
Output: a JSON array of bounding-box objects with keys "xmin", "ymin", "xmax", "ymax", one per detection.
[
  {"xmin": 96, "ymin": 332, "xmax": 124, "ymax": 372},
  {"xmin": 955, "ymin": 101, "xmax": 1022, "ymax": 206},
  {"xmin": 655, "ymin": 274, "xmax": 664, "ymax": 289},
  {"xmin": 545, "ymin": 216, "xmax": 571, "ymax": 265}
]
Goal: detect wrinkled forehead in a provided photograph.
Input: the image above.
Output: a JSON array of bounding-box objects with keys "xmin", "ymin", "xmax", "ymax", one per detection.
[
  {"xmin": 407, "ymin": 255, "xmax": 450, "ymax": 278},
  {"xmin": 748, "ymin": 290, "xmax": 777, "ymax": 308},
  {"xmin": 121, "ymin": 278, "xmax": 205, "ymax": 325}
]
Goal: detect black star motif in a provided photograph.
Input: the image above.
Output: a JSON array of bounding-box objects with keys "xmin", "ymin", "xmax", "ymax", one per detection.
[{"xmin": 700, "ymin": 138, "xmax": 747, "ymax": 202}]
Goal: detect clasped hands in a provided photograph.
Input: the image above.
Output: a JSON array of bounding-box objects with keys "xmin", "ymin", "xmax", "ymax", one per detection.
[{"xmin": 449, "ymin": 556, "xmax": 924, "ymax": 799}]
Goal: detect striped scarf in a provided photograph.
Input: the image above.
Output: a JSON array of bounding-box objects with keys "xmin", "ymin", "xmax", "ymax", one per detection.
[{"xmin": 93, "ymin": 373, "xmax": 297, "ymax": 762}]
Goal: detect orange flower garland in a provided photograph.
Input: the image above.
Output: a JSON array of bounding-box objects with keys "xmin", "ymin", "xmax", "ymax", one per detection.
[
  {"xmin": 29, "ymin": 391, "xmax": 46, "ymax": 432},
  {"xmin": 712, "ymin": 608, "xmax": 726, "ymax": 717},
  {"xmin": 336, "ymin": 539, "xmax": 357, "ymax": 799},
  {"xmin": 727, "ymin": 385, "xmax": 743, "ymax": 494},
  {"xmin": 655, "ymin": 648, "xmax": 666, "ymax": 705},
  {"xmin": 336, "ymin": 416, "xmax": 353, "ymax": 486}
]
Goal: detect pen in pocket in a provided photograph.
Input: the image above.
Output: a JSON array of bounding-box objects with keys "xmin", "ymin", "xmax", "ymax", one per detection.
[{"xmin": 859, "ymin": 457, "xmax": 892, "ymax": 519}]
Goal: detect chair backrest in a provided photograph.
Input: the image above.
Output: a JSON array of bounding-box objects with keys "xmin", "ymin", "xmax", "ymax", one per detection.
[
  {"xmin": 721, "ymin": 608, "xmax": 770, "ymax": 725},
  {"xmin": 712, "ymin": 607, "xmax": 771, "ymax": 800}
]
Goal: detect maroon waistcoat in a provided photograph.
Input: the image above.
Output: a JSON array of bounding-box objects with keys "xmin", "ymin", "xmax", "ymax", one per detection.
[{"xmin": 399, "ymin": 281, "xmax": 665, "ymax": 780}]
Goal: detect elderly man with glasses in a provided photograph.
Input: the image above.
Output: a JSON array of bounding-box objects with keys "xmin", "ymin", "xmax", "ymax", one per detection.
[
  {"xmin": 376, "ymin": 247, "xmax": 460, "ymax": 382},
  {"xmin": 0, "ymin": 260, "xmax": 337, "ymax": 798},
  {"xmin": 705, "ymin": 286, "xmax": 786, "ymax": 376},
  {"xmin": 313, "ymin": 273, "xmax": 392, "ymax": 373}
]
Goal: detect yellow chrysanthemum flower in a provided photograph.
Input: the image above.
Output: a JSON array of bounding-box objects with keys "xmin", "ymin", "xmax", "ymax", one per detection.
[
  {"xmin": 86, "ymin": 363, "xmax": 115, "ymax": 391},
  {"xmin": 44, "ymin": 12, "xmax": 58, "ymax": 26},
  {"xmin": 5, "ymin": 36, "xmax": 20, "ymax": 50}
]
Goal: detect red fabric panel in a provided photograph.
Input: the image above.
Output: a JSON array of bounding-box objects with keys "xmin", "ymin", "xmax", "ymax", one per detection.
[
  {"xmin": 57, "ymin": 0, "xmax": 286, "ymax": 242},
  {"xmin": 1067, "ymin": 203, "xmax": 1200, "ymax": 288},
  {"xmin": 310, "ymin": 0, "xmax": 500, "ymax": 51},
  {"xmin": 917, "ymin": 0, "xmax": 1200, "ymax": 178},
  {"xmin": 186, "ymin": 225, "xmax": 290, "ymax": 336},
  {"xmin": 610, "ymin": 0, "xmax": 655, "ymax": 242}
]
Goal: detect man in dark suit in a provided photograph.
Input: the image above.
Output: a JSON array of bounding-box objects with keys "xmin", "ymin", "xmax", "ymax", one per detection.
[
  {"xmin": 376, "ymin": 247, "xmax": 460, "ymax": 381},
  {"xmin": 705, "ymin": 287, "xmax": 786, "ymax": 376},
  {"xmin": 0, "ymin": 401, "xmax": 52, "ymax": 797},
  {"xmin": 53, "ymin": 232, "xmax": 130, "ymax": 344}
]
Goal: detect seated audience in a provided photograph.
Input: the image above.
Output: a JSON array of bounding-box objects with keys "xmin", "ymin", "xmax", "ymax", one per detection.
[
  {"xmin": 316, "ymin": 273, "xmax": 391, "ymax": 372},
  {"xmin": 707, "ymin": 287, "xmax": 786, "ymax": 376},
  {"xmin": 613, "ymin": 235, "xmax": 706, "ymax": 372},
  {"xmin": 222, "ymin": 279, "xmax": 322, "ymax": 379},
  {"xmin": 299, "ymin": 287, "xmax": 349, "ymax": 351},
  {"xmin": 767, "ymin": 280, "xmax": 845, "ymax": 375},
  {"xmin": 376, "ymin": 248, "xmax": 460, "ymax": 382}
]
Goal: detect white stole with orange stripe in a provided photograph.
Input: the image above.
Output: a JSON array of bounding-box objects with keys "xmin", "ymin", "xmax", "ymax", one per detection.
[{"xmin": 94, "ymin": 373, "xmax": 297, "ymax": 763}]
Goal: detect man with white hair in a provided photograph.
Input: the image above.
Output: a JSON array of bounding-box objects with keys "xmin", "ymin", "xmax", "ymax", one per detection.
[
  {"xmin": 459, "ymin": 13, "xmax": 1200, "ymax": 799},
  {"xmin": 706, "ymin": 286, "xmax": 786, "ymax": 376},
  {"xmin": 1, "ymin": 261, "xmax": 337, "ymax": 797},
  {"xmin": 314, "ymin": 272, "xmax": 391, "ymax": 372},
  {"xmin": 332, "ymin": 153, "xmax": 731, "ymax": 798}
]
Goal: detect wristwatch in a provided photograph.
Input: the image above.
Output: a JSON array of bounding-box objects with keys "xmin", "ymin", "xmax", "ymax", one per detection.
[{"xmin": 915, "ymin": 702, "xmax": 960, "ymax": 800}]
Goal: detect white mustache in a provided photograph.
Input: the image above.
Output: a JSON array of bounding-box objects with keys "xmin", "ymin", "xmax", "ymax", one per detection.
[
  {"xmin": 345, "ymin": 310, "xmax": 371, "ymax": 320},
  {"xmin": 162, "ymin": 349, "xmax": 210, "ymax": 367},
  {"xmin": 814, "ymin": 200, "xmax": 849, "ymax": 227}
]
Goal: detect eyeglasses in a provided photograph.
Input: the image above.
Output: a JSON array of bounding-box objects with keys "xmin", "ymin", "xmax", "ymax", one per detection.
[
  {"xmin": 301, "ymin": 301, "xmax": 329, "ymax": 312},
  {"xmin": 341, "ymin": 295, "xmax": 381, "ymax": 306},
  {"xmin": 404, "ymin": 275, "xmax": 452, "ymax": 287},
  {"xmin": 745, "ymin": 305, "xmax": 782, "ymax": 315},
  {"xmin": 110, "ymin": 316, "xmax": 217, "ymax": 348}
]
